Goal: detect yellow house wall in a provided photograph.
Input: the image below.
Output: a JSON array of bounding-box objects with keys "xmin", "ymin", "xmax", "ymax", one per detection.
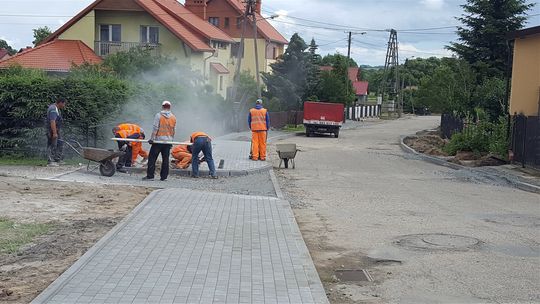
[
  {"xmin": 59, "ymin": 10, "xmax": 95, "ymax": 50},
  {"xmin": 238, "ymin": 38, "xmax": 272, "ymax": 76},
  {"xmin": 510, "ymin": 33, "xmax": 540, "ymax": 116},
  {"xmin": 94, "ymin": 10, "xmax": 189, "ymax": 63},
  {"xmin": 206, "ymin": 43, "xmax": 233, "ymax": 98}
]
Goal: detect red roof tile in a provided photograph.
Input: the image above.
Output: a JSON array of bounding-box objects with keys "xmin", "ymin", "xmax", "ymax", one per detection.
[
  {"xmin": 0, "ymin": 40, "xmax": 102, "ymax": 72},
  {"xmin": 226, "ymin": 0, "xmax": 288, "ymax": 44},
  {"xmin": 348, "ymin": 67, "xmax": 359, "ymax": 82},
  {"xmin": 353, "ymin": 81, "xmax": 369, "ymax": 95},
  {"xmin": 42, "ymin": 0, "xmax": 234, "ymax": 52},
  {"xmin": 210, "ymin": 62, "xmax": 229, "ymax": 74},
  {"xmin": 320, "ymin": 66, "xmax": 333, "ymax": 71},
  {"xmin": 153, "ymin": 0, "xmax": 234, "ymax": 43},
  {"xmin": 136, "ymin": 0, "xmax": 213, "ymax": 51}
]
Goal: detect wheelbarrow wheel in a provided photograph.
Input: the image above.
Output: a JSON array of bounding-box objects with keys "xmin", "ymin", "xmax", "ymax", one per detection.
[{"xmin": 99, "ymin": 160, "xmax": 116, "ymax": 177}]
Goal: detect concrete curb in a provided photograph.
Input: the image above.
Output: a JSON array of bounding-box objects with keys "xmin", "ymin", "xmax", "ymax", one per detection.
[
  {"xmin": 269, "ymin": 169, "xmax": 284, "ymax": 199},
  {"xmin": 400, "ymin": 135, "xmax": 540, "ymax": 194},
  {"xmin": 31, "ymin": 189, "xmax": 164, "ymax": 304}
]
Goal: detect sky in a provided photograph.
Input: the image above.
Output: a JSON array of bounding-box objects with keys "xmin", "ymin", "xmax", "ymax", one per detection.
[{"xmin": 1, "ymin": 0, "xmax": 539, "ymax": 66}]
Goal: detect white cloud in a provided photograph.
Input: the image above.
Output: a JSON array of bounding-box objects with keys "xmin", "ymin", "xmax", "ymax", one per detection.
[{"xmin": 421, "ymin": 0, "xmax": 445, "ymax": 10}]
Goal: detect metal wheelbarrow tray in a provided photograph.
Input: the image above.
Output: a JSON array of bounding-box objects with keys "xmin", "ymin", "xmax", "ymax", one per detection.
[{"xmin": 276, "ymin": 143, "xmax": 299, "ymax": 169}]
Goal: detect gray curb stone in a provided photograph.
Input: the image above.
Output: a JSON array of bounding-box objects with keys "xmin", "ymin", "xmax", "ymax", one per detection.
[{"xmin": 400, "ymin": 135, "xmax": 540, "ymax": 194}]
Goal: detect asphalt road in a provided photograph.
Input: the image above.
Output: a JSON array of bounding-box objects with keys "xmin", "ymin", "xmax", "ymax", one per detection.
[{"xmin": 273, "ymin": 116, "xmax": 540, "ymax": 303}]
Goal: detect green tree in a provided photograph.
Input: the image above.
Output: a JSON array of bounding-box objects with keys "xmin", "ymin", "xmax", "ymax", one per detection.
[
  {"xmin": 0, "ymin": 39, "xmax": 16, "ymax": 55},
  {"xmin": 32, "ymin": 26, "xmax": 52, "ymax": 46},
  {"xmin": 316, "ymin": 55, "xmax": 355, "ymax": 105},
  {"xmin": 262, "ymin": 33, "xmax": 309, "ymax": 111},
  {"xmin": 321, "ymin": 53, "xmax": 358, "ymax": 68},
  {"xmin": 447, "ymin": 0, "xmax": 534, "ymax": 77}
]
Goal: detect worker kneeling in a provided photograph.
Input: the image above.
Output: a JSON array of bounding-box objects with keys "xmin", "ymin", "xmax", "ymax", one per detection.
[
  {"xmin": 248, "ymin": 98, "xmax": 270, "ymax": 161},
  {"xmin": 171, "ymin": 144, "xmax": 192, "ymax": 169},
  {"xmin": 112, "ymin": 123, "xmax": 148, "ymax": 172}
]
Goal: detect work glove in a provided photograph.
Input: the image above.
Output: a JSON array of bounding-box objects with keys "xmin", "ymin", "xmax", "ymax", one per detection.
[{"xmin": 148, "ymin": 139, "xmax": 154, "ymax": 145}]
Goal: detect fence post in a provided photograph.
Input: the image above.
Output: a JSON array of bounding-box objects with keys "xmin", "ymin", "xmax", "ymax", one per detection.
[{"xmin": 93, "ymin": 126, "xmax": 97, "ymax": 148}]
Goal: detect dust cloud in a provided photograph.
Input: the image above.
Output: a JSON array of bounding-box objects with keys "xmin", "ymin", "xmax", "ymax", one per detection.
[{"xmin": 99, "ymin": 63, "xmax": 235, "ymax": 147}]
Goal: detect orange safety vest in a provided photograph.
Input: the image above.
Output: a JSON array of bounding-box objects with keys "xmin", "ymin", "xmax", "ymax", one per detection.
[
  {"xmin": 116, "ymin": 123, "xmax": 143, "ymax": 137},
  {"xmin": 250, "ymin": 108, "xmax": 268, "ymax": 131},
  {"xmin": 190, "ymin": 131, "xmax": 209, "ymax": 142},
  {"xmin": 156, "ymin": 115, "xmax": 176, "ymax": 138},
  {"xmin": 172, "ymin": 144, "xmax": 189, "ymax": 154}
]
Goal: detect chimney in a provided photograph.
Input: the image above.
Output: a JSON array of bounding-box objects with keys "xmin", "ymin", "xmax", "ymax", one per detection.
[{"xmin": 255, "ymin": 0, "xmax": 261, "ymax": 14}]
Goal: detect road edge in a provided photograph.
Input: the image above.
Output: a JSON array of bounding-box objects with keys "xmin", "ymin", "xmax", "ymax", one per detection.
[{"xmin": 400, "ymin": 135, "xmax": 540, "ymax": 194}]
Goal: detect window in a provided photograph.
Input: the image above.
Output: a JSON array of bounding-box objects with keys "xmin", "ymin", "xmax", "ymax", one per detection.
[
  {"xmin": 231, "ymin": 43, "xmax": 243, "ymax": 58},
  {"xmin": 100, "ymin": 24, "xmax": 121, "ymax": 42},
  {"xmin": 236, "ymin": 17, "xmax": 243, "ymax": 29},
  {"xmin": 140, "ymin": 26, "xmax": 159, "ymax": 44},
  {"xmin": 212, "ymin": 41, "xmax": 227, "ymax": 50},
  {"xmin": 273, "ymin": 47, "xmax": 277, "ymax": 59},
  {"xmin": 219, "ymin": 75, "xmax": 224, "ymax": 91},
  {"xmin": 224, "ymin": 17, "xmax": 230, "ymax": 29},
  {"xmin": 208, "ymin": 17, "xmax": 219, "ymax": 27}
]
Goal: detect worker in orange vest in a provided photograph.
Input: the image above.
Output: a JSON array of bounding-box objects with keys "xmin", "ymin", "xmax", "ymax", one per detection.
[
  {"xmin": 112, "ymin": 123, "xmax": 148, "ymax": 172},
  {"xmin": 190, "ymin": 131, "xmax": 217, "ymax": 178},
  {"xmin": 143, "ymin": 101, "xmax": 177, "ymax": 181},
  {"xmin": 248, "ymin": 98, "xmax": 270, "ymax": 161},
  {"xmin": 171, "ymin": 144, "xmax": 192, "ymax": 169}
]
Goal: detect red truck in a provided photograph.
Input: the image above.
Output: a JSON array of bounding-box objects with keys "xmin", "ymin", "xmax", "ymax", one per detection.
[{"xmin": 303, "ymin": 101, "xmax": 344, "ymax": 138}]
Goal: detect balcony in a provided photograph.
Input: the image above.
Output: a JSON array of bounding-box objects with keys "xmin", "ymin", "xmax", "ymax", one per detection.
[{"xmin": 94, "ymin": 41, "xmax": 161, "ymax": 57}]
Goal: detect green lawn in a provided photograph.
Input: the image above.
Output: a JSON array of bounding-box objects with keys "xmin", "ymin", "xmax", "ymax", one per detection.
[
  {"xmin": 0, "ymin": 157, "xmax": 48, "ymax": 166},
  {"xmin": 0, "ymin": 218, "xmax": 52, "ymax": 254},
  {"xmin": 281, "ymin": 124, "xmax": 306, "ymax": 132}
]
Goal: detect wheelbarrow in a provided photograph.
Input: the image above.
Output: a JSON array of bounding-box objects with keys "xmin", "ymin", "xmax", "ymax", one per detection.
[
  {"xmin": 61, "ymin": 140, "xmax": 125, "ymax": 177},
  {"xmin": 276, "ymin": 143, "xmax": 299, "ymax": 169}
]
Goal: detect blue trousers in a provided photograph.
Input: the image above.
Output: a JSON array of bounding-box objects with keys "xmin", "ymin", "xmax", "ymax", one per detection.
[{"xmin": 191, "ymin": 137, "xmax": 216, "ymax": 177}]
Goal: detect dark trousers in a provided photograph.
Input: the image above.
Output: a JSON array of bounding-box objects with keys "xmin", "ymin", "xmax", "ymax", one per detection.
[
  {"xmin": 146, "ymin": 143, "xmax": 171, "ymax": 180},
  {"xmin": 191, "ymin": 137, "xmax": 216, "ymax": 177},
  {"xmin": 116, "ymin": 141, "xmax": 132, "ymax": 169},
  {"xmin": 46, "ymin": 132, "xmax": 63, "ymax": 163}
]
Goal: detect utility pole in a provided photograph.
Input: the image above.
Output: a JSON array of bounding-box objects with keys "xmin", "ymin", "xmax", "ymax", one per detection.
[
  {"xmin": 230, "ymin": 0, "xmax": 260, "ymax": 131},
  {"xmin": 379, "ymin": 29, "xmax": 399, "ymax": 118},
  {"xmin": 345, "ymin": 31, "xmax": 365, "ymax": 121},
  {"xmin": 251, "ymin": 0, "xmax": 262, "ymax": 98}
]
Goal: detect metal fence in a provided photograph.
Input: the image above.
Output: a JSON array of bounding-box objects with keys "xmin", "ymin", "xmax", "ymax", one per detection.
[
  {"xmin": 268, "ymin": 111, "xmax": 303, "ymax": 129},
  {"xmin": 511, "ymin": 115, "xmax": 540, "ymax": 169},
  {"xmin": 440, "ymin": 113, "xmax": 464, "ymax": 139},
  {"xmin": 347, "ymin": 105, "xmax": 381, "ymax": 120},
  {"xmin": 0, "ymin": 117, "xmax": 100, "ymax": 157}
]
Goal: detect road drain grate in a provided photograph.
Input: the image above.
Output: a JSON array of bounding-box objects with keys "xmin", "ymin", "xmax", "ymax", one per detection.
[{"xmin": 334, "ymin": 269, "xmax": 373, "ymax": 282}]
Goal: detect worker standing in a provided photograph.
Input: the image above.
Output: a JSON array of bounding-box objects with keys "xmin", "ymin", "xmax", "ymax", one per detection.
[
  {"xmin": 190, "ymin": 132, "xmax": 217, "ymax": 179},
  {"xmin": 143, "ymin": 101, "xmax": 176, "ymax": 181},
  {"xmin": 171, "ymin": 144, "xmax": 192, "ymax": 169},
  {"xmin": 248, "ymin": 98, "xmax": 270, "ymax": 161},
  {"xmin": 46, "ymin": 97, "xmax": 66, "ymax": 167},
  {"xmin": 112, "ymin": 123, "xmax": 148, "ymax": 172}
]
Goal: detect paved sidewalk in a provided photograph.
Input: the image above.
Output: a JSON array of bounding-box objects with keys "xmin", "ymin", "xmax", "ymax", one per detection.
[
  {"xmin": 33, "ymin": 189, "xmax": 328, "ymax": 304},
  {"xmin": 127, "ymin": 140, "xmax": 271, "ymax": 177}
]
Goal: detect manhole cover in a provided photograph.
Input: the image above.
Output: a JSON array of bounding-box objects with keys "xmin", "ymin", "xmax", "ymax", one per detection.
[
  {"xmin": 394, "ymin": 233, "xmax": 482, "ymax": 251},
  {"xmin": 334, "ymin": 269, "xmax": 373, "ymax": 282}
]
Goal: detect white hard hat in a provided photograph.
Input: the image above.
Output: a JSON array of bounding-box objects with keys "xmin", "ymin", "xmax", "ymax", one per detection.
[
  {"xmin": 256, "ymin": 98, "xmax": 263, "ymax": 104},
  {"xmin": 162, "ymin": 100, "xmax": 171, "ymax": 106}
]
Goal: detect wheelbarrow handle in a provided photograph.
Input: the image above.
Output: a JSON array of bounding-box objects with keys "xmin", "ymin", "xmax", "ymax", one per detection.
[{"xmin": 58, "ymin": 139, "xmax": 83, "ymax": 157}]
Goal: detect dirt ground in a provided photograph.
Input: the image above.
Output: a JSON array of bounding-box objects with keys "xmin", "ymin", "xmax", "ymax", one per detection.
[{"xmin": 0, "ymin": 171, "xmax": 150, "ymax": 303}]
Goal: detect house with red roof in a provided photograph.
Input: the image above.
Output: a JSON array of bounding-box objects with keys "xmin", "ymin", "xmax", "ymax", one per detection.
[
  {"xmin": 0, "ymin": 40, "xmax": 102, "ymax": 73},
  {"xmin": 184, "ymin": 0, "xmax": 288, "ymax": 76},
  {"xmin": 0, "ymin": 0, "xmax": 248, "ymax": 97}
]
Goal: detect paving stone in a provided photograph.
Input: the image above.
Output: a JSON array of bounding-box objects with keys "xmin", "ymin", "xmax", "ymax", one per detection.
[{"xmin": 32, "ymin": 189, "xmax": 328, "ymax": 304}]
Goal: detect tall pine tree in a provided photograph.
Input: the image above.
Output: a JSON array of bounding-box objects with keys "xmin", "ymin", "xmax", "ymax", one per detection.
[{"xmin": 447, "ymin": 0, "xmax": 534, "ymax": 78}]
